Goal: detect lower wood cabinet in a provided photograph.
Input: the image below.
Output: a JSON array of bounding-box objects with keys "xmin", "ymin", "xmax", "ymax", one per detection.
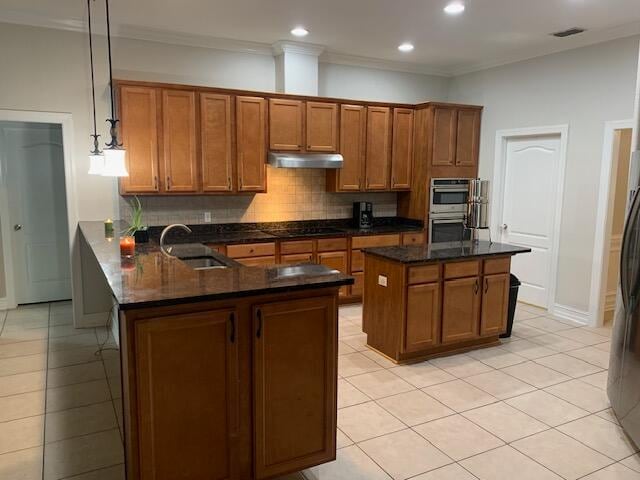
[
  {"xmin": 253, "ymin": 296, "xmax": 337, "ymax": 479},
  {"xmin": 135, "ymin": 309, "xmax": 239, "ymax": 480},
  {"xmin": 404, "ymin": 283, "xmax": 440, "ymax": 353},
  {"xmin": 480, "ymin": 273, "xmax": 510, "ymax": 336},
  {"xmin": 236, "ymin": 256, "xmax": 276, "ymax": 267},
  {"xmin": 441, "ymin": 276, "xmax": 481, "ymax": 344},
  {"xmin": 281, "ymin": 253, "xmax": 314, "ymax": 264},
  {"xmin": 317, "ymin": 251, "xmax": 348, "ymax": 297}
]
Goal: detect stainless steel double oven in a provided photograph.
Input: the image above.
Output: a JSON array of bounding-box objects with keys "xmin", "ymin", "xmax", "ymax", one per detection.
[{"xmin": 429, "ymin": 178, "xmax": 471, "ymax": 244}]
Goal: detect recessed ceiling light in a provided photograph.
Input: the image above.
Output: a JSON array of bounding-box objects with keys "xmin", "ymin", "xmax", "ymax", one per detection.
[
  {"xmin": 444, "ymin": 2, "xmax": 465, "ymax": 14},
  {"xmin": 398, "ymin": 42, "xmax": 414, "ymax": 52},
  {"xmin": 290, "ymin": 27, "xmax": 309, "ymax": 37}
]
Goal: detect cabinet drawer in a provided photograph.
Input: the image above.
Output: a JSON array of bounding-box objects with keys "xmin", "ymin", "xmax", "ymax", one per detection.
[
  {"xmin": 351, "ymin": 250, "xmax": 364, "ymax": 273},
  {"xmin": 236, "ymin": 255, "xmax": 276, "ymax": 267},
  {"xmin": 316, "ymin": 237, "xmax": 347, "ymax": 252},
  {"xmin": 227, "ymin": 242, "xmax": 276, "ymax": 258},
  {"xmin": 408, "ymin": 264, "xmax": 440, "ymax": 284},
  {"xmin": 484, "ymin": 257, "xmax": 511, "ymax": 275},
  {"xmin": 402, "ymin": 232, "xmax": 425, "ymax": 245},
  {"xmin": 352, "ymin": 234, "xmax": 400, "ymax": 249},
  {"xmin": 280, "ymin": 240, "xmax": 314, "ymax": 254},
  {"xmin": 281, "ymin": 253, "xmax": 313, "ymax": 264},
  {"xmin": 444, "ymin": 260, "xmax": 480, "ymax": 279},
  {"xmin": 205, "ymin": 244, "xmax": 226, "ymax": 254}
]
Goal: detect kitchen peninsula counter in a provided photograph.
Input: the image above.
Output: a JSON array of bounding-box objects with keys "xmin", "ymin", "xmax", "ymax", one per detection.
[
  {"xmin": 362, "ymin": 241, "xmax": 531, "ymax": 364},
  {"xmin": 79, "ymin": 220, "xmax": 352, "ymax": 480}
]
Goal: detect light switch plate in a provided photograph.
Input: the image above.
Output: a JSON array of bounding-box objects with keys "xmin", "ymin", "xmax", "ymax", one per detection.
[
  {"xmin": 204, "ymin": 212, "xmax": 212, "ymax": 223},
  {"xmin": 378, "ymin": 275, "xmax": 388, "ymax": 287}
]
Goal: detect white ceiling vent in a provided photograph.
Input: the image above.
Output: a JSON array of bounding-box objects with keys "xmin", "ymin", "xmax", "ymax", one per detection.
[{"xmin": 551, "ymin": 28, "xmax": 586, "ymax": 38}]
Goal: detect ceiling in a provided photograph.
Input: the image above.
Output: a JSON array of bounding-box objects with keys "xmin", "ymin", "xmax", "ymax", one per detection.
[{"xmin": 1, "ymin": 0, "xmax": 640, "ymax": 75}]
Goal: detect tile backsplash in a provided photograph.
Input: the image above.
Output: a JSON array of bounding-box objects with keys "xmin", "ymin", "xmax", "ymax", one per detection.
[{"xmin": 119, "ymin": 167, "xmax": 397, "ymax": 226}]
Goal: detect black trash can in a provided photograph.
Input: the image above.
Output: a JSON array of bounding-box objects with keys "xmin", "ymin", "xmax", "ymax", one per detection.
[{"xmin": 500, "ymin": 274, "xmax": 521, "ymax": 338}]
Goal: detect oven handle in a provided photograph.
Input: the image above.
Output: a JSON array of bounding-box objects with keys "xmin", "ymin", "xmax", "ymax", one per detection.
[
  {"xmin": 433, "ymin": 187, "xmax": 469, "ymax": 193},
  {"xmin": 431, "ymin": 218, "xmax": 465, "ymax": 224}
]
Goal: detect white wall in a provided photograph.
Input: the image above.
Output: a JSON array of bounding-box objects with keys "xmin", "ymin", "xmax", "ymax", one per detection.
[
  {"xmin": 448, "ymin": 35, "xmax": 640, "ymax": 315},
  {"xmin": 319, "ymin": 62, "xmax": 449, "ymax": 103}
]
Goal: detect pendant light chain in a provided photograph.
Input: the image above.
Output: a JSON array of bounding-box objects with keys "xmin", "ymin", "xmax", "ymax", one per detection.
[
  {"xmin": 104, "ymin": 0, "xmax": 122, "ymax": 149},
  {"xmin": 87, "ymin": 0, "xmax": 101, "ymax": 155}
]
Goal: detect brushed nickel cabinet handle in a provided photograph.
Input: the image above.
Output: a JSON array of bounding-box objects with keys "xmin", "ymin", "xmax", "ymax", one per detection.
[
  {"xmin": 474, "ymin": 279, "xmax": 479, "ymax": 295},
  {"xmin": 229, "ymin": 312, "xmax": 235, "ymax": 343},
  {"xmin": 166, "ymin": 176, "xmax": 171, "ymax": 189},
  {"xmin": 484, "ymin": 278, "xmax": 489, "ymax": 294},
  {"xmin": 154, "ymin": 176, "xmax": 158, "ymax": 190},
  {"xmin": 256, "ymin": 309, "xmax": 262, "ymax": 339},
  {"xmin": 227, "ymin": 177, "xmax": 232, "ymax": 190}
]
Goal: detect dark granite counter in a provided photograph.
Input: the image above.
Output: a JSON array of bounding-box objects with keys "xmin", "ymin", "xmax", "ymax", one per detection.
[
  {"xmin": 363, "ymin": 241, "xmax": 531, "ymax": 264},
  {"xmin": 80, "ymin": 221, "xmax": 353, "ymax": 310},
  {"xmin": 149, "ymin": 217, "xmax": 423, "ymax": 245}
]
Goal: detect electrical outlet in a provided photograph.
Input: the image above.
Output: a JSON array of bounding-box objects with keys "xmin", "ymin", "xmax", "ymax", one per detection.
[
  {"xmin": 378, "ymin": 275, "xmax": 388, "ymax": 287},
  {"xmin": 203, "ymin": 212, "xmax": 212, "ymax": 223}
]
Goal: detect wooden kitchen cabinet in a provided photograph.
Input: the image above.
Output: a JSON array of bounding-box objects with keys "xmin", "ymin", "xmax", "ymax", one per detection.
[
  {"xmin": 162, "ymin": 90, "xmax": 198, "ymax": 192},
  {"xmin": 317, "ymin": 250, "xmax": 349, "ymax": 297},
  {"xmin": 236, "ymin": 96, "xmax": 267, "ymax": 192},
  {"xmin": 281, "ymin": 253, "xmax": 314, "ymax": 264},
  {"xmin": 119, "ymin": 85, "xmax": 160, "ymax": 193},
  {"xmin": 391, "ymin": 108, "xmax": 414, "ymax": 190},
  {"xmin": 365, "ymin": 106, "xmax": 392, "ymax": 190},
  {"xmin": 455, "ymin": 108, "xmax": 481, "ymax": 167},
  {"xmin": 327, "ymin": 104, "xmax": 366, "ymax": 192},
  {"xmin": 306, "ymin": 102, "xmax": 338, "ymax": 152},
  {"xmin": 431, "ymin": 106, "xmax": 457, "ymax": 167},
  {"xmin": 480, "ymin": 273, "xmax": 510, "ymax": 336},
  {"xmin": 253, "ymin": 296, "xmax": 337, "ymax": 479},
  {"xmin": 404, "ymin": 283, "xmax": 440, "ymax": 353},
  {"xmin": 441, "ymin": 276, "xmax": 481, "ymax": 344},
  {"xmin": 200, "ymin": 93, "xmax": 233, "ymax": 192},
  {"xmin": 135, "ymin": 309, "xmax": 239, "ymax": 480},
  {"xmin": 430, "ymin": 105, "xmax": 481, "ymax": 169},
  {"xmin": 269, "ymin": 99, "xmax": 304, "ymax": 151}
]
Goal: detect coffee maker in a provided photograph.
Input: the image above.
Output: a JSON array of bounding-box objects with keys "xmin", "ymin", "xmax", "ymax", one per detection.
[{"xmin": 353, "ymin": 202, "xmax": 373, "ymax": 229}]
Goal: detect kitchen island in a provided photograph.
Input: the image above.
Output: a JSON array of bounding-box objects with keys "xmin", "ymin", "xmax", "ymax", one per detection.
[
  {"xmin": 362, "ymin": 241, "xmax": 530, "ymax": 364},
  {"xmin": 79, "ymin": 221, "xmax": 353, "ymax": 480}
]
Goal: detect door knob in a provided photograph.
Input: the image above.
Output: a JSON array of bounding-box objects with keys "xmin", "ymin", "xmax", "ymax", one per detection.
[
  {"xmin": 14, "ymin": 224, "xmax": 23, "ymax": 231},
  {"xmin": 501, "ymin": 224, "xmax": 508, "ymax": 230}
]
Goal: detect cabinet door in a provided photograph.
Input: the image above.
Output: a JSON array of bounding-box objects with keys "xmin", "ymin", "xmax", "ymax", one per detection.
[
  {"xmin": 201, "ymin": 93, "xmax": 233, "ymax": 192},
  {"xmin": 306, "ymin": 102, "xmax": 338, "ymax": 152},
  {"xmin": 391, "ymin": 108, "xmax": 414, "ymax": 190},
  {"xmin": 317, "ymin": 250, "xmax": 349, "ymax": 296},
  {"xmin": 455, "ymin": 108, "xmax": 481, "ymax": 167},
  {"xmin": 119, "ymin": 86, "xmax": 160, "ymax": 193},
  {"xmin": 480, "ymin": 273, "xmax": 509, "ymax": 336},
  {"xmin": 441, "ymin": 277, "xmax": 480, "ymax": 343},
  {"xmin": 431, "ymin": 107, "xmax": 457, "ymax": 167},
  {"xmin": 162, "ymin": 90, "xmax": 198, "ymax": 192},
  {"xmin": 269, "ymin": 99, "xmax": 303, "ymax": 151},
  {"xmin": 404, "ymin": 283, "xmax": 440, "ymax": 353},
  {"xmin": 236, "ymin": 96, "xmax": 266, "ymax": 192},
  {"xmin": 253, "ymin": 296, "xmax": 337, "ymax": 479},
  {"xmin": 135, "ymin": 309, "xmax": 239, "ymax": 480},
  {"xmin": 351, "ymin": 271, "xmax": 364, "ymax": 297},
  {"xmin": 365, "ymin": 106, "xmax": 391, "ymax": 190},
  {"xmin": 336, "ymin": 105, "xmax": 366, "ymax": 191}
]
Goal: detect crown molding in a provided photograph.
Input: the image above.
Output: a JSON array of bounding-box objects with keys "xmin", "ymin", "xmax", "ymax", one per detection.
[
  {"xmin": 272, "ymin": 40, "xmax": 325, "ymax": 57},
  {"xmin": 0, "ymin": 8, "xmax": 87, "ymax": 33},
  {"xmin": 320, "ymin": 51, "xmax": 452, "ymax": 77}
]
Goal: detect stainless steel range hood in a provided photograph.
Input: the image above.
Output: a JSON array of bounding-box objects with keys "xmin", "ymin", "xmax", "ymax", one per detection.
[{"xmin": 268, "ymin": 152, "xmax": 343, "ymax": 169}]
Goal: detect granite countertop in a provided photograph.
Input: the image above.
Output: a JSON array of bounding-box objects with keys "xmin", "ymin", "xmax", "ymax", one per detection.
[
  {"xmin": 80, "ymin": 221, "xmax": 353, "ymax": 310},
  {"xmin": 362, "ymin": 241, "xmax": 531, "ymax": 264},
  {"xmin": 149, "ymin": 217, "xmax": 423, "ymax": 245}
]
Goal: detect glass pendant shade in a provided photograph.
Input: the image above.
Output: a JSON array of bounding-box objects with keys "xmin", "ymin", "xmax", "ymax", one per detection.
[
  {"xmin": 88, "ymin": 153, "xmax": 105, "ymax": 175},
  {"xmin": 101, "ymin": 148, "xmax": 129, "ymax": 177}
]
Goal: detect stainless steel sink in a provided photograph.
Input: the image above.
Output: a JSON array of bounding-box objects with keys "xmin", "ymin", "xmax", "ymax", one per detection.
[{"xmin": 179, "ymin": 256, "xmax": 229, "ymax": 270}]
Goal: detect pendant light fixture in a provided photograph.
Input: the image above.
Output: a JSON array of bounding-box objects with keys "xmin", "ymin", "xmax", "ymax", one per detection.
[
  {"xmin": 86, "ymin": 0, "xmax": 104, "ymax": 175},
  {"xmin": 101, "ymin": 0, "xmax": 128, "ymax": 177}
]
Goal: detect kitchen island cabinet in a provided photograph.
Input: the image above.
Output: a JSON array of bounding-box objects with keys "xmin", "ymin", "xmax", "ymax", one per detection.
[{"xmin": 362, "ymin": 241, "xmax": 530, "ymax": 363}]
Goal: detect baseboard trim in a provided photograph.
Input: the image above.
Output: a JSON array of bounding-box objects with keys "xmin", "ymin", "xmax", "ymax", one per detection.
[
  {"xmin": 0, "ymin": 298, "xmax": 7, "ymax": 311},
  {"xmin": 75, "ymin": 311, "xmax": 112, "ymax": 328},
  {"xmin": 551, "ymin": 303, "xmax": 590, "ymax": 326}
]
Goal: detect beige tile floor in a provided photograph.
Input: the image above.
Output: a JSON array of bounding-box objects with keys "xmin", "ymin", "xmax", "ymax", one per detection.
[{"xmin": 0, "ymin": 301, "xmax": 638, "ymax": 480}]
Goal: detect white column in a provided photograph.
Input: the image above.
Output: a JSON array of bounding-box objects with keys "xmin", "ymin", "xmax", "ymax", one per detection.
[{"xmin": 272, "ymin": 41, "xmax": 324, "ymax": 96}]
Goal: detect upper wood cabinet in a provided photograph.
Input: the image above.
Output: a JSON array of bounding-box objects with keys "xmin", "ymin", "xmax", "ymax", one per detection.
[
  {"xmin": 253, "ymin": 296, "xmax": 337, "ymax": 479},
  {"xmin": 135, "ymin": 309, "xmax": 239, "ymax": 480},
  {"xmin": 162, "ymin": 90, "xmax": 198, "ymax": 192},
  {"xmin": 456, "ymin": 108, "xmax": 481, "ymax": 167},
  {"xmin": 237, "ymin": 96, "xmax": 267, "ymax": 192},
  {"xmin": 306, "ymin": 102, "xmax": 338, "ymax": 152},
  {"xmin": 480, "ymin": 273, "xmax": 510, "ymax": 336},
  {"xmin": 269, "ymin": 99, "xmax": 303, "ymax": 151},
  {"xmin": 391, "ymin": 108, "xmax": 414, "ymax": 190},
  {"xmin": 200, "ymin": 93, "xmax": 233, "ymax": 192},
  {"xmin": 404, "ymin": 283, "xmax": 440, "ymax": 353},
  {"xmin": 441, "ymin": 276, "xmax": 481, "ymax": 344},
  {"xmin": 365, "ymin": 106, "xmax": 392, "ymax": 190},
  {"xmin": 431, "ymin": 106, "xmax": 457, "ymax": 167},
  {"xmin": 327, "ymin": 104, "xmax": 366, "ymax": 192},
  {"xmin": 119, "ymin": 86, "xmax": 160, "ymax": 193}
]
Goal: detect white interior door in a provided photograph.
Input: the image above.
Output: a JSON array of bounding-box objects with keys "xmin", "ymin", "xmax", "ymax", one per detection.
[
  {"xmin": 2, "ymin": 122, "xmax": 71, "ymax": 304},
  {"xmin": 500, "ymin": 134, "xmax": 561, "ymax": 308}
]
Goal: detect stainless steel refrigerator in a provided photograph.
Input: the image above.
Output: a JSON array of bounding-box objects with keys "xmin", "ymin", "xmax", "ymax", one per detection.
[{"xmin": 608, "ymin": 47, "xmax": 640, "ymax": 446}]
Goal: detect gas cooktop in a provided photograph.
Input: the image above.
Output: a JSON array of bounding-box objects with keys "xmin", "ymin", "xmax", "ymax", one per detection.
[{"xmin": 262, "ymin": 227, "xmax": 346, "ymax": 238}]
